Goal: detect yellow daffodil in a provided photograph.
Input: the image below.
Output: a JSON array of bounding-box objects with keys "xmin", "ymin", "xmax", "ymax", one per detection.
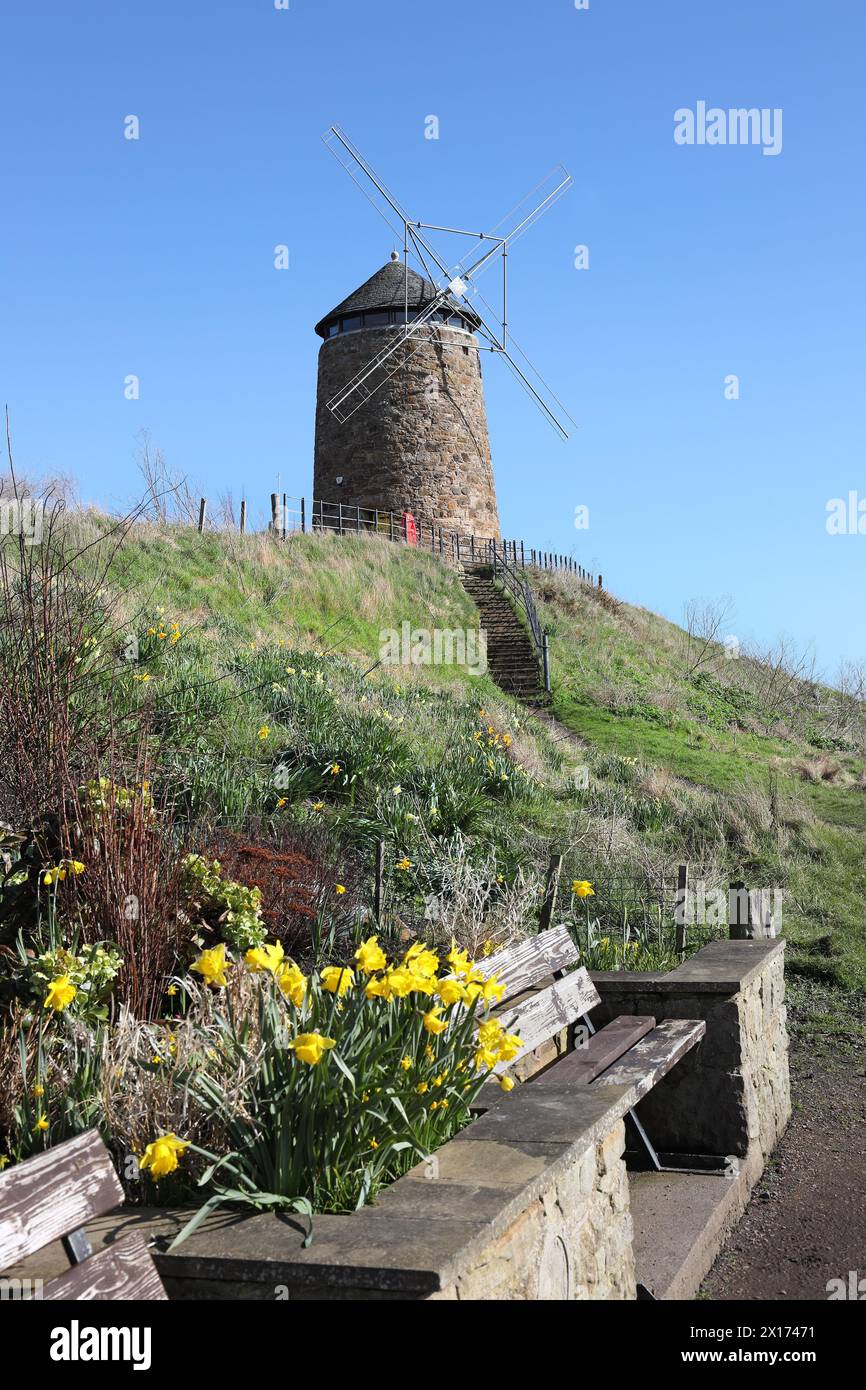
[
  {"xmin": 44, "ymin": 976, "xmax": 77, "ymax": 1012},
  {"xmin": 139, "ymin": 1133, "xmax": 188, "ymax": 1179},
  {"xmin": 446, "ymin": 944, "xmax": 471, "ymax": 975},
  {"xmin": 244, "ymin": 941, "xmax": 285, "ymax": 975},
  {"xmin": 436, "ymin": 977, "xmax": 466, "ymax": 1007},
  {"xmin": 499, "ymin": 1074, "xmax": 515, "ymax": 1093},
  {"xmin": 400, "ymin": 1056, "xmax": 413, "ymax": 1071},
  {"xmin": 191, "ymin": 943, "xmax": 230, "ymax": 988},
  {"xmin": 167, "ymin": 984, "xmax": 178, "ymax": 997},
  {"xmin": 311, "ymin": 800, "xmax": 325, "ymax": 811},
  {"xmin": 33, "ymin": 1084, "xmax": 44, "ymax": 1097},
  {"xmin": 335, "ymin": 883, "xmax": 346, "ymax": 895},
  {"xmin": 329, "ymin": 763, "xmax": 341, "ymax": 775},
  {"xmin": 276, "ymin": 962, "xmax": 307, "ymax": 1007},
  {"xmin": 289, "ymin": 1033, "xmax": 335, "ymax": 1066},
  {"xmin": 403, "ymin": 942, "xmax": 439, "ymax": 978},
  {"xmin": 383, "ymin": 966, "xmax": 415, "ymax": 999},
  {"xmin": 498, "ymin": 1031, "xmax": 522, "ymax": 1062},
  {"xmin": 35, "ymin": 1116, "xmax": 49, "ymax": 1132},
  {"xmin": 423, "ymin": 1007, "xmax": 448, "ymax": 1036},
  {"xmin": 355, "ymin": 935, "xmax": 387, "ymax": 974},
  {"xmin": 320, "ymin": 965, "xmax": 355, "ymax": 997},
  {"xmin": 396, "ymin": 856, "xmax": 412, "ymax": 872},
  {"xmin": 572, "ymin": 880, "xmax": 595, "ymax": 898},
  {"xmin": 258, "ymin": 726, "xmax": 270, "ymax": 740}
]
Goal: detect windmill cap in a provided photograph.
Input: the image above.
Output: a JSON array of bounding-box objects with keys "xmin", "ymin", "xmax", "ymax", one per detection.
[{"xmin": 314, "ymin": 260, "xmax": 480, "ymax": 337}]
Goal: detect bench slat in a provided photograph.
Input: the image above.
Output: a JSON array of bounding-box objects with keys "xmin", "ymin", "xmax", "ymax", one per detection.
[
  {"xmin": 491, "ymin": 967, "xmax": 600, "ymax": 1074},
  {"xmin": 534, "ymin": 1015, "xmax": 656, "ymax": 1086},
  {"xmin": 0, "ymin": 1131, "xmax": 123, "ymax": 1268},
  {"xmin": 43, "ymin": 1233, "xmax": 167, "ymax": 1301},
  {"xmin": 481, "ymin": 925, "xmax": 580, "ymax": 1005},
  {"xmin": 592, "ymin": 1019, "xmax": 706, "ymax": 1099}
]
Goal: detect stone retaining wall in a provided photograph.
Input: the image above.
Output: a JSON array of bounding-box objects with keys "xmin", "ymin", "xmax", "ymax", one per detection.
[
  {"xmin": 590, "ymin": 939, "xmax": 791, "ymax": 1175},
  {"xmin": 7, "ymin": 942, "xmax": 791, "ymax": 1300}
]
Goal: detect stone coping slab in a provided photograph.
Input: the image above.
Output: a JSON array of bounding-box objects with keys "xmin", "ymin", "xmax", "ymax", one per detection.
[
  {"xmin": 592, "ymin": 939, "xmax": 785, "ymax": 995},
  {"xmin": 8, "ymin": 1081, "xmax": 634, "ymax": 1297},
  {"xmin": 151, "ymin": 1082, "xmax": 634, "ymax": 1294}
]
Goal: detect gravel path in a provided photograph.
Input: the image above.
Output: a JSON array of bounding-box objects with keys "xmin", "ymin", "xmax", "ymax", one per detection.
[{"xmin": 702, "ymin": 982, "xmax": 866, "ymax": 1301}]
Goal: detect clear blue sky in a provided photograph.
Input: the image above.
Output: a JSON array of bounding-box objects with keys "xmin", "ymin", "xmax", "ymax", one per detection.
[{"xmin": 2, "ymin": 1, "xmax": 863, "ymax": 676}]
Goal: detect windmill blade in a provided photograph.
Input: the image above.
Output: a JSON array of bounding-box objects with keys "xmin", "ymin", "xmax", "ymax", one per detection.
[
  {"xmin": 497, "ymin": 345, "xmax": 572, "ymax": 442},
  {"xmin": 325, "ymin": 288, "xmax": 457, "ymax": 423},
  {"xmin": 488, "ymin": 164, "xmax": 574, "ymax": 248},
  {"xmin": 449, "ymin": 166, "xmax": 574, "ymax": 287},
  {"xmin": 322, "ymin": 125, "xmax": 411, "ymax": 247},
  {"xmin": 467, "ymin": 277, "xmax": 578, "ymax": 439},
  {"xmin": 323, "ymin": 126, "xmax": 453, "ymax": 284}
]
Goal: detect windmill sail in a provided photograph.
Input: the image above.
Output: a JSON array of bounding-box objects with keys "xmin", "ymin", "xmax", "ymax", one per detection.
[{"xmin": 320, "ymin": 125, "xmax": 575, "ymax": 438}]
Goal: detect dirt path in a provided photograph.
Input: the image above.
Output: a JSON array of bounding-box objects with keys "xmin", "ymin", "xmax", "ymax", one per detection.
[{"xmin": 702, "ymin": 981, "xmax": 866, "ymax": 1301}]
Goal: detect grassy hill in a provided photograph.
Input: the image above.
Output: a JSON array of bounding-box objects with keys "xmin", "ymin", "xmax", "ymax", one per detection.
[
  {"xmin": 7, "ymin": 512, "xmax": 865, "ymax": 993},
  {"xmin": 88, "ymin": 517, "xmax": 863, "ymax": 993}
]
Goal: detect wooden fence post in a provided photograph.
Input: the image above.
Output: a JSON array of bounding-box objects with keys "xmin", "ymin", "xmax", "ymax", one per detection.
[
  {"xmin": 674, "ymin": 863, "xmax": 689, "ymax": 956},
  {"xmin": 300, "ymin": 497, "xmax": 306, "ymax": 533},
  {"xmin": 282, "ymin": 493, "xmax": 287, "ymax": 539},
  {"xmin": 374, "ymin": 840, "xmax": 385, "ymax": 923},
  {"xmin": 539, "ymin": 853, "xmax": 564, "ymax": 931},
  {"xmin": 239, "ymin": 499, "xmax": 247, "ymax": 534},
  {"xmin": 728, "ymin": 880, "xmax": 755, "ymax": 939},
  {"xmin": 197, "ymin": 498, "xmax": 207, "ymax": 533},
  {"xmin": 270, "ymin": 493, "xmax": 279, "ymax": 533}
]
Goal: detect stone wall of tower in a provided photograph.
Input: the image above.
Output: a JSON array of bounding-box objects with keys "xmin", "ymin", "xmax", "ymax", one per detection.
[{"xmin": 313, "ymin": 324, "xmax": 500, "ymax": 539}]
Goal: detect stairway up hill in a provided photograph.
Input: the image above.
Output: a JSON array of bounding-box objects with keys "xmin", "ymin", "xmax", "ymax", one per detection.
[{"xmin": 460, "ymin": 563, "xmax": 545, "ymax": 703}]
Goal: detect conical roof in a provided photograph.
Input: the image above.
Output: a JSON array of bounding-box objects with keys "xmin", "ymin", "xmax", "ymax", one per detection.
[{"xmin": 314, "ymin": 258, "xmax": 480, "ymax": 337}]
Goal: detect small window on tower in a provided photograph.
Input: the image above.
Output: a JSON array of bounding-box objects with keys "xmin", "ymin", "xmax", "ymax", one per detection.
[
  {"xmin": 364, "ymin": 311, "xmax": 389, "ymax": 328},
  {"xmin": 326, "ymin": 322, "xmax": 340, "ymax": 337},
  {"xmin": 341, "ymin": 315, "xmax": 362, "ymax": 332}
]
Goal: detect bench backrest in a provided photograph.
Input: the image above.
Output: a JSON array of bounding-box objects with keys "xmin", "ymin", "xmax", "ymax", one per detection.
[
  {"xmin": 0, "ymin": 1129, "xmax": 166, "ymax": 1300},
  {"xmin": 482, "ymin": 925, "xmax": 599, "ymax": 1074}
]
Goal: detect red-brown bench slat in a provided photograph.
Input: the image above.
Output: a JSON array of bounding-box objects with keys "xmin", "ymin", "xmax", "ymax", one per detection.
[
  {"xmin": 488, "ymin": 966, "xmax": 600, "ymax": 1074},
  {"xmin": 43, "ymin": 1233, "xmax": 168, "ymax": 1301},
  {"xmin": 0, "ymin": 1130, "xmax": 123, "ymax": 1267},
  {"xmin": 534, "ymin": 1015, "xmax": 656, "ymax": 1086},
  {"xmin": 481, "ymin": 925, "xmax": 581, "ymax": 1005}
]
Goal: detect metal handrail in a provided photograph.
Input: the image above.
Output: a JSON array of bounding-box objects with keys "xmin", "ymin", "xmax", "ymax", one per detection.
[{"xmin": 490, "ymin": 542, "xmax": 550, "ymax": 693}]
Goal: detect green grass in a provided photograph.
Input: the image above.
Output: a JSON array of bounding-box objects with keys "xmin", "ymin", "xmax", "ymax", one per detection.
[{"xmin": 80, "ymin": 519, "xmax": 866, "ymax": 993}]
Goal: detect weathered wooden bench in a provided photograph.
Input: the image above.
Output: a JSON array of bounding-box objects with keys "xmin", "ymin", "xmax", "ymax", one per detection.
[
  {"xmin": 476, "ymin": 925, "xmax": 706, "ymax": 1169},
  {"xmin": 0, "ymin": 1129, "xmax": 166, "ymax": 1299}
]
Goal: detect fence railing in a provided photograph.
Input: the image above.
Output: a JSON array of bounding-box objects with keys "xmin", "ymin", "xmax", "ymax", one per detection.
[
  {"xmin": 490, "ymin": 542, "xmax": 549, "ymax": 691},
  {"xmin": 197, "ymin": 492, "xmax": 604, "ymax": 590}
]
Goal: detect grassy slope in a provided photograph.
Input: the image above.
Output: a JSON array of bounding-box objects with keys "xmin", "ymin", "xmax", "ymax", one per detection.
[
  {"xmin": 533, "ymin": 570, "xmax": 866, "ymax": 991},
  {"xmin": 105, "ymin": 521, "xmax": 865, "ymax": 991}
]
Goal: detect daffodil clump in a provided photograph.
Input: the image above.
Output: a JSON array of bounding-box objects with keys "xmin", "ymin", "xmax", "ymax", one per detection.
[
  {"xmin": 180, "ymin": 853, "xmax": 266, "ymax": 952},
  {"xmin": 29, "ymin": 943, "xmax": 123, "ymax": 1023},
  {"xmin": 168, "ymin": 933, "xmax": 522, "ymax": 1216}
]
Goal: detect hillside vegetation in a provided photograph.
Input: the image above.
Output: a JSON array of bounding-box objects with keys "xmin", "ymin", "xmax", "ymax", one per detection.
[
  {"xmin": 2, "ymin": 505, "xmax": 864, "ymax": 1196},
  {"xmin": 104, "ymin": 520, "xmax": 866, "ymax": 991}
]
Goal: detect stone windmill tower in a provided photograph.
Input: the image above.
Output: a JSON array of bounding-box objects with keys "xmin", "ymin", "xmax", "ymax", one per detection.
[
  {"xmin": 313, "ymin": 253, "xmax": 500, "ymax": 539},
  {"xmin": 313, "ymin": 127, "xmax": 574, "ymax": 544}
]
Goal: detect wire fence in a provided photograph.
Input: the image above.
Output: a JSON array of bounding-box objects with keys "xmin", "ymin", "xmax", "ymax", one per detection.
[{"xmin": 194, "ymin": 491, "xmax": 605, "ymax": 588}]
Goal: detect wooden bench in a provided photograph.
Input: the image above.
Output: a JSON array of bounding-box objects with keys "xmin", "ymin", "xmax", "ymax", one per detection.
[
  {"xmin": 475, "ymin": 925, "xmax": 706, "ymax": 1167},
  {"xmin": 0, "ymin": 1129, "xmax": 167, "ymax": 1299}
]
